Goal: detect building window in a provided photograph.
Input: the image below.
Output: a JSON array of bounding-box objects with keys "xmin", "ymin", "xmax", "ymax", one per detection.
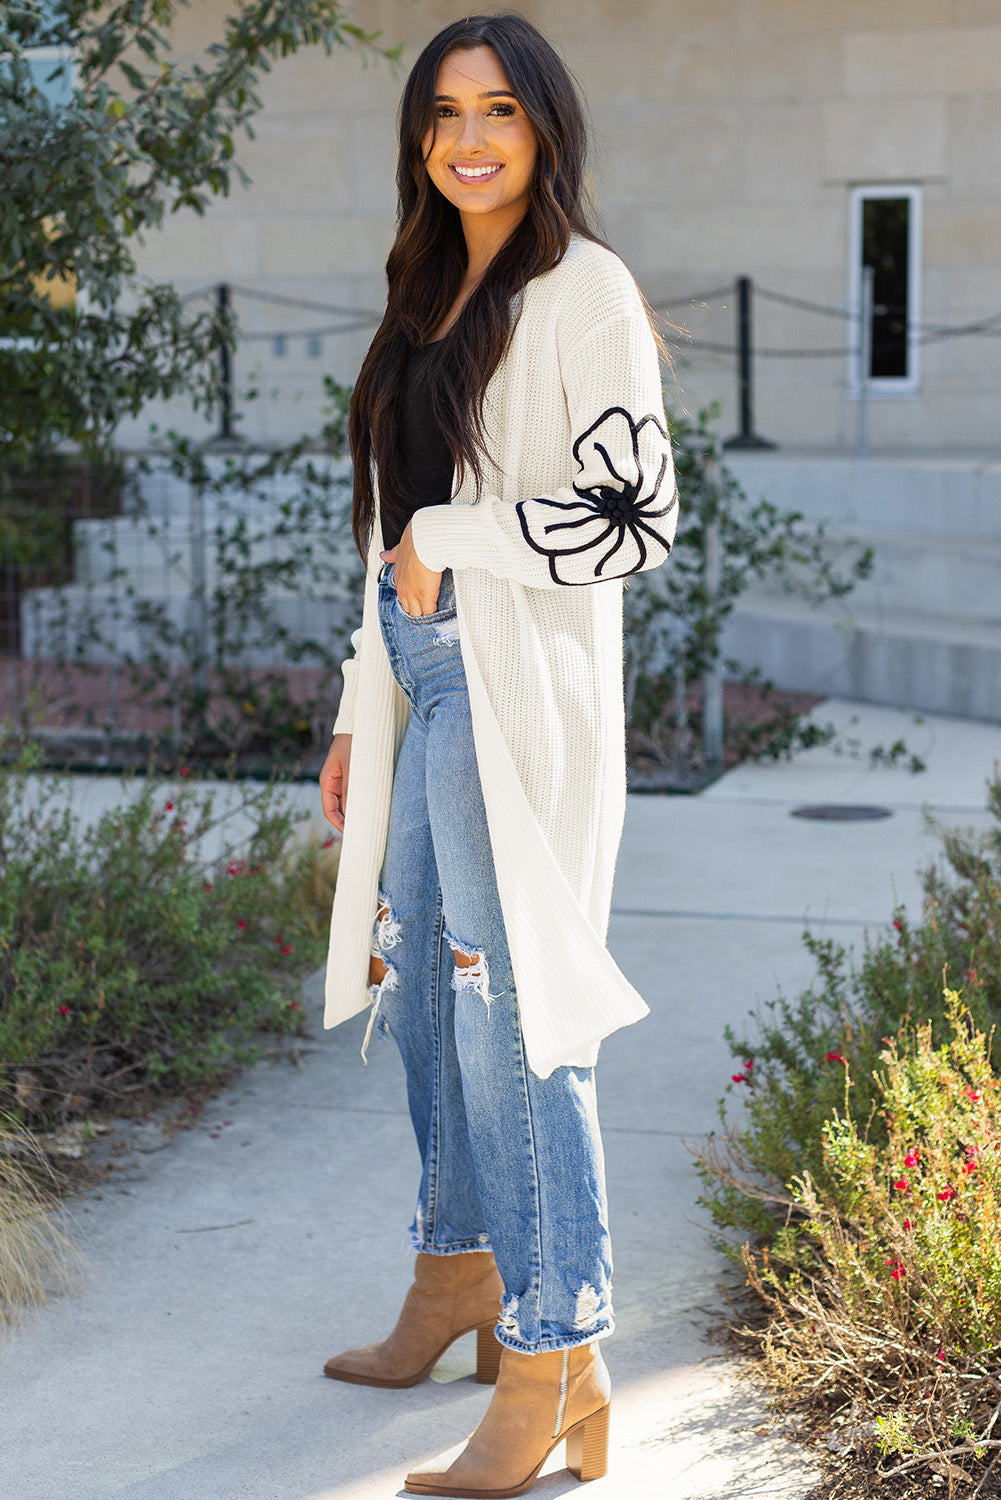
[
  {"xmin": 848, "ymin": 185, "xmax": 922, "ymax": 397},
  {"xmin": 10, "ymin": 2, "xmax": 75, "ymax": 107},
  {"xmin": 23, "ymin": 45, "xmax": 75, "ymax": 107}
]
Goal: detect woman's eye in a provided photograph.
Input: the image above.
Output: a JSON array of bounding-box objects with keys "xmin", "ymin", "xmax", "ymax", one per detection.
[{"xmin": 488, "ymin": 103, "xmax": 516, "ymax": 117}]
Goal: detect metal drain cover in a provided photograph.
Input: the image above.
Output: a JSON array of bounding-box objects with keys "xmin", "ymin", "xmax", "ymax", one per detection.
[{"xmin": 791, "ymin": 803, "xmax": 892, "ymax": 822}]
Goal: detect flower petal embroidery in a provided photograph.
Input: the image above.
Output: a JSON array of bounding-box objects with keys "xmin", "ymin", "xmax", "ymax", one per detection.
[{"xmin": 516, "ymin": 406, "xmax": 676, "ymax": 584}]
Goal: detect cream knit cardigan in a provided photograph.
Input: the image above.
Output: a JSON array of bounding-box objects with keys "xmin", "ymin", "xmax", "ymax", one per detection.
[{"xmin": 324, "ymin": 236, "xmax": 678, "ymax": 1079}]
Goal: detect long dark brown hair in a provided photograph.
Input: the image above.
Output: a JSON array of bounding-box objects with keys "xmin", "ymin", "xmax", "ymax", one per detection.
[{"xmin": 349, "ymin": 13, "xmax": 605, "ymax": 556}]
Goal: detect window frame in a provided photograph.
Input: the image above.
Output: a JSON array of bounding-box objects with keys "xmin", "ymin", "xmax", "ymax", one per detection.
[{"xmin": 847, "ymin": 183, "xmax": 923, "ymax": 400}]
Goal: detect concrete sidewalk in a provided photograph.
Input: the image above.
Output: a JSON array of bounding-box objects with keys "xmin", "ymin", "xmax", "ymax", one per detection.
[{"xmin": 2, "ymin": 699, "xmax": 998, "ymax": 1500}]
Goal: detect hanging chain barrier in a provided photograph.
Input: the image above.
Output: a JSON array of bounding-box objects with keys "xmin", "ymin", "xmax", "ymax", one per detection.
[{"xmin": 193, "ymin": 278, "xmax": 1001, "ymax": 446}]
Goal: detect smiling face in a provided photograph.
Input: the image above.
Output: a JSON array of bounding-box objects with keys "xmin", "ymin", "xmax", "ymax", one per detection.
[{"xmin": 421, "ymin": 45, "xmax": 538, "ymax": 242}]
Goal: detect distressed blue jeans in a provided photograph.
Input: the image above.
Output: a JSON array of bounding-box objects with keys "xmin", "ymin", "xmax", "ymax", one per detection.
[{"xmin": 370, "ymin": 563, "xmax": 613, "ymax": 1354}]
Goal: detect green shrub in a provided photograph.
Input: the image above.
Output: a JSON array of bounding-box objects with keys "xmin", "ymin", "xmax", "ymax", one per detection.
[
  {"xmin": 740, "ymin": 991, "xmax": 1001, "ymax": 1472},
  {"xmin": 696, "ymin": 773, "xmax": 1001, "ymax": 1249},
  {"xmin": 0, "ymin": 739, "xmax": 332, "ymax": 1125}
]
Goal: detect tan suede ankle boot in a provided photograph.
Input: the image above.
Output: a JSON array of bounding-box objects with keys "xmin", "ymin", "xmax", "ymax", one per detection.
[
  {"xmin": 404, "ymin": 1341, "xmax": 612, "ymax": 1497},
  {"xmin": 323, "ymin": 1251, "xmax": 503, "ymax": 1389}
]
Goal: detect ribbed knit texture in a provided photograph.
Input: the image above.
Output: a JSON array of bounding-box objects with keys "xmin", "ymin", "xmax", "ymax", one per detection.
[{"xmin": 325, "ymin": 238, "xmax": 678, "ymax": 1078}]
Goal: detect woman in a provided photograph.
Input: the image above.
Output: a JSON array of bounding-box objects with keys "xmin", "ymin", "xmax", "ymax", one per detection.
[{"xmin": 318, "ymin": 14, "xmax": 677, "ymax": 1497}]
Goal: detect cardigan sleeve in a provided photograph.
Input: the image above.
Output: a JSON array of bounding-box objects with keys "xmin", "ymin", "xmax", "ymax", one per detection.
[
  {"xmin": 331, "ymin": 626, "xmax": 363, "ymax": 736},
  {"xmin": 409, "ymin": 295, "xmax": 678, "ymax": 590}
]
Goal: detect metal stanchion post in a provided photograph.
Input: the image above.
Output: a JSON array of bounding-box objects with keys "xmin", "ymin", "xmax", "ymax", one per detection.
[
  {"xmin": 856, "ymin": 266, "xmax": 874, "ymax": 457},
  {"xmin": 701, "ymin": 445, "xmax": 725, "ymax": 769},
  {"xmin": 188, "ymin": 480, "xmax": 210, "ymax": 742},
  {"xmin": 214, "ymin": 282, "xmax": 237, "ymax": 444},
  {"xmin": 724, "ymin": 276, "xmax": 776, "ymax": 451}
]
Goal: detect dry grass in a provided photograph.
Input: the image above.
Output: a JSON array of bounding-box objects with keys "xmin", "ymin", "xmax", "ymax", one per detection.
[{"xmin": 0, "ymin": 1113, "xmax": 81, "ymax": 1328}]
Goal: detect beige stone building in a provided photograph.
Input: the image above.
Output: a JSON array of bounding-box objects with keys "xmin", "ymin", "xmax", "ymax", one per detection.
[{"xmin": 119, "ymin": 0, "xmax": 1001, "ymax": 455}]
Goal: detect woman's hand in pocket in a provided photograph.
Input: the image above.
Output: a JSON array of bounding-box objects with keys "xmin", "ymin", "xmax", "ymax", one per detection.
[{"xmin": 381, "ymin": 521, "xmax": 442, "ymax": 616}]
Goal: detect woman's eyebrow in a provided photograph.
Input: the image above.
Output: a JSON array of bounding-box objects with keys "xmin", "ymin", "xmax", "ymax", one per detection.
[{"xmin": 433, "ymin": 90, "xmax": 518, "ymax": 102}]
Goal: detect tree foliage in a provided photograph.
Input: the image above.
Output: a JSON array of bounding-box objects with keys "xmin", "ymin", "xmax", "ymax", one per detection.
[{"xmin": 0, "ymin": 0, "xmax": 394, "ymax": 464}]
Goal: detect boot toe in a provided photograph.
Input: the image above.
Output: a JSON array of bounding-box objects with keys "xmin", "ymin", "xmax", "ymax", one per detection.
[
  {"xmin": 403, "ymin": 1441, "xmax": 467, "ymax": 1495},
  {"xmin": 323, "ymin": 1343, "xmax": 381, "ymax": 1381}
]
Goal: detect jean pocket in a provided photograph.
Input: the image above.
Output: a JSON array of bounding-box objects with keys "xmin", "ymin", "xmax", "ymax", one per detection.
[{"xmin": 395, "ymin": 597, "xmax": 457, "ymax": 624}]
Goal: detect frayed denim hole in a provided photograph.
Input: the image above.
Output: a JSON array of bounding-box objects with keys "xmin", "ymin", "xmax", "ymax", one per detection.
[
  {"xmin": 445, "ymin": 929, "xmax": 500, "ymax": 1013},
  {"xmin": 433, "ymin": 617, "xmax": 461, "ymax": 646},
  {"xmin": 498, "ymin": 1293, "xmax": 521, "ymax": 1342},
  {"xmin": 374, "ymin": 895, "xmax": 402, "ymax": 951},
  {"xmin": 451, "ymin": 954, "xmax": 502, "ymax": 1014},
  {"xmin": 361, "ymin": 962, "xmax": 398, "ymax": 1064},
  {"xmin": 574, "ymin": 1282, "xmax": 603, "ymax": 1331}
]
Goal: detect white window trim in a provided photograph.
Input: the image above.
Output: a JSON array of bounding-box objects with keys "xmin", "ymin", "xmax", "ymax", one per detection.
[{"xmin": 847, "ymin": 184, "xmax": 923, "ymax": 400}]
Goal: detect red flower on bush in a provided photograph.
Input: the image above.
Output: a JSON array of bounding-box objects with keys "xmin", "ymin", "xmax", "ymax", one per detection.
[
  {"xmin": 237, "ymin": 919, "xmax": 248, "ymax": 931},
  {"xmin": 165, "ymin": 801, "xmax": 174, "ymax": 812},
  {"xmin": 827, "ymin": 1050, "xmax": 846, "ymax": 1065},
  {"xmin": 893, "ymin": 1178, "xmax": 910, "ymax": 1193},
  {"xmin": 885, "ymin": 1258, "xmax": 906, "ymax": 1280},
  {"xmin": 904, "ymin": 1148, "xmax": 920, "ymax": 1168},
  {"xmin": 903, "ymin": 1219, "xmax": 914, "ymax": 1230},
  {"xmin": 962, "ymin": 1161, "xmax": 977, "ymax": 1175},
  {"xmin": 937, "ymin": 1185, "xmax": 957, "ymax": 1202},
  {"xmin": 892, "ymin": 917, "xmax": 903, "ymax": 932},
  {"xmin": 203, "ymin": 881, "xmax": 213, "ymax": 894},
  {"xmin": 58, "ymin": 1005, "xmax": 70, "ymax": 1015},
  {"xmin": 964, "ymin": 1087, "xmax": 981, "ymax": 1102},
  {"xmin": 731, "ymin": 1073, "xmax": 748, "ymax": 1084},
  {"xmin": 281, "ymin": 944, "xmax": 292, "ymax": 956},
  {"xmin": 288, "ymin": 1001, "xmax": 300, "ymax": 1011},
  {"xmin": 180, "ymin": 766, "xmax": 190, "ymax": 777}
]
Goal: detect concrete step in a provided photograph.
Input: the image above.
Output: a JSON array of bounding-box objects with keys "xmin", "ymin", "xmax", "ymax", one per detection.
[
  {"xmin": 723, "ymin": 593, "xmax": 1001, "ymax": 720},
  {"xmin": 725, "ymin": 450, "xmax": 1001, "ymax": 541}
]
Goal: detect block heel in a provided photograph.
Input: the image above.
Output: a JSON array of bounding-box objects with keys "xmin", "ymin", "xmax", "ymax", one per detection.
[
  {"xmin": 566, "ymin": 1402, "xmax": 610, "ymax": 1482},
  {"xmin": 475, "ymin": 1323, "xmax": 501, "ymax": 1384}
]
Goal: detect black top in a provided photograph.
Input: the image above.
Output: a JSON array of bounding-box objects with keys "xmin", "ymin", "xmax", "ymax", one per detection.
[{"xmin": 379, "ymin": 342, "xmax": 454, "ymax": 553}]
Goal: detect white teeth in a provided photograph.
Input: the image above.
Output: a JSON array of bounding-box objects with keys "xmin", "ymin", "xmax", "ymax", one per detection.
[{"xmin": 453, "ymin": 164, "xmax": 499, "ymax": 178}]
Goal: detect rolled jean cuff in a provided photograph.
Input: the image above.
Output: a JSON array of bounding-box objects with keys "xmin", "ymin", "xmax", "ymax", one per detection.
[
  {"xmin": 494, "ymin": 1320, "xmax": 615, "ymax": 1356},
  {"xmin": 408, "ymin": 1230, "xmax": 495, "ymax": 1256}
]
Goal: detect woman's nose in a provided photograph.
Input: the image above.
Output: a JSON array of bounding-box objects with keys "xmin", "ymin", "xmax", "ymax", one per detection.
[{"xmin": 456, "ymin": 109, "xmax": 487, "ymax": 153}]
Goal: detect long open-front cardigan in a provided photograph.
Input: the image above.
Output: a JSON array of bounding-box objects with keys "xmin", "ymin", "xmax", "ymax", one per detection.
[{"xmin": 324, "ymin": 236, "xmax": 678, "ymax": 1079}]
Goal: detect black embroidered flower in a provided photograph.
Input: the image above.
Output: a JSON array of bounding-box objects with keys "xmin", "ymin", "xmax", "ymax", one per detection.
[{"xmin": 515, "ymin": 407, "xmax": 676, "ymax": 584}]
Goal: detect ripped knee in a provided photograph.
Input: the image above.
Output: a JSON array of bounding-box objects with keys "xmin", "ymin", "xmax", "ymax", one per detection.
[
  {"xmin": 369, "ymin": 898, "xmax": 401, "ymax": 987},
  {"xmin": 362, "ymin": 899, "xmax": 401, "ymax": 1065},
  {"xmin": 448, "ymin": 937, "xmax": 496, "ymax": 1009}
]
